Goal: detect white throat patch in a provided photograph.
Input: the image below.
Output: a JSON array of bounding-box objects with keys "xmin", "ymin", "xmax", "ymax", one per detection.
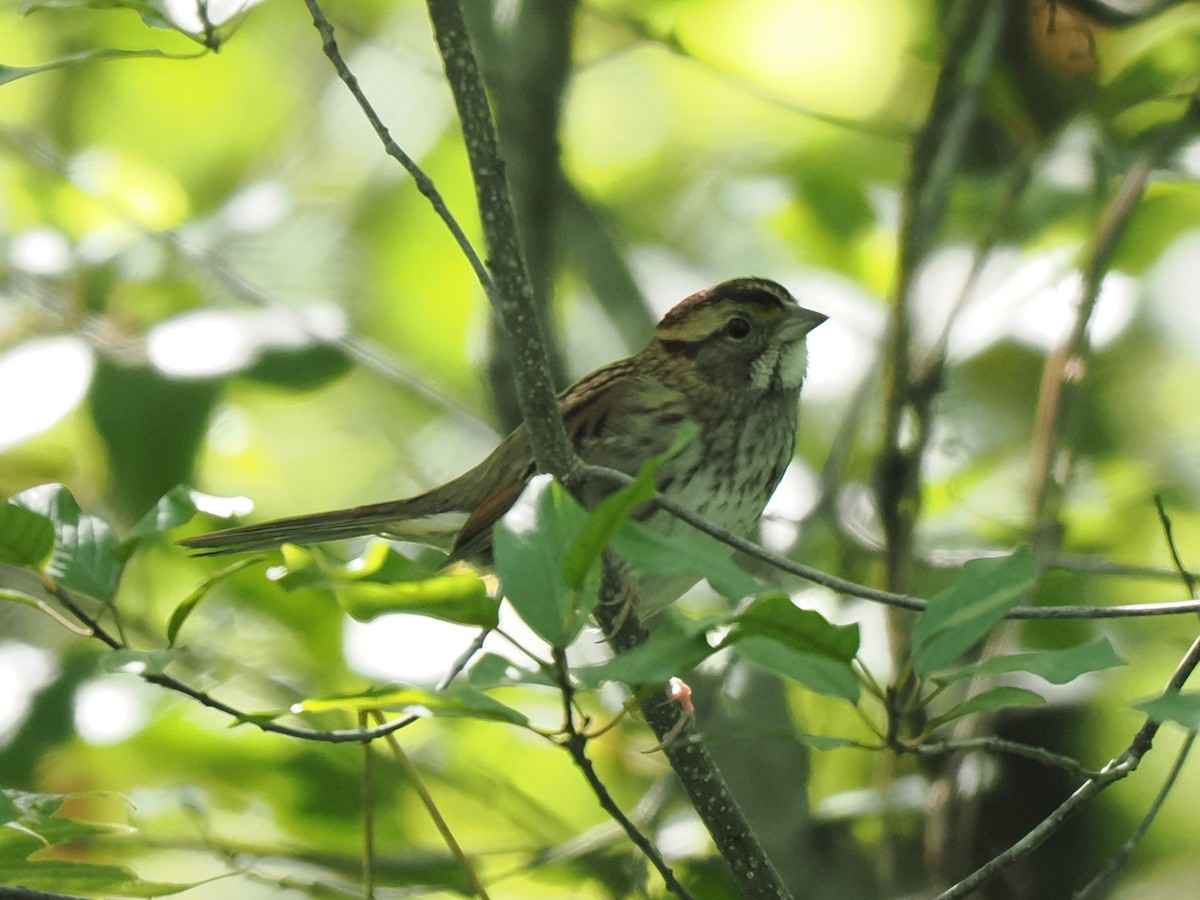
[{"xmin": 751, "ymin": 339, "xmax": 808, "ymax": 391}]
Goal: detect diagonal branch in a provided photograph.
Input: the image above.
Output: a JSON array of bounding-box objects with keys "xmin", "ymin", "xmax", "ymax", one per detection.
[{"xmin": 425, "ymin": 0, "xmax": 579, "ymax": 484}]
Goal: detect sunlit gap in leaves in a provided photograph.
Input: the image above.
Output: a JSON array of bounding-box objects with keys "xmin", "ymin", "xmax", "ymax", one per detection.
[
  {"xmin": 0, "ymin": 337, "xmax": 94, "ymax": 452},
  {"xmin": 74, "ymin": 677, "xmax": 151, "ymax": 746},
  {"xmin": 0, "ymin": 641, "xmax": 57, "ymax": 741}
]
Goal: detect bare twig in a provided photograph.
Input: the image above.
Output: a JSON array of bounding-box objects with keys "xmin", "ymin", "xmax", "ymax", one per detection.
[
  {"xmin": 369, "ymin": 710, "xmax": 491, "ymax": 899},
  {"xmin": 904, "ymin": 735, "xmax": 1095, "ymax": 781},
  {"xmin": 425, "ymin": 0, "xmax": 580, "ymax": 484},
  {"xmin": 549, "ymin": 648, "xmax": 695, "ymax": 900},
  {"xmin": 48, "ymin": 580, "xmax": 424, "ymax": 744},
  {"xmin": 1072, "ymin": 731, "xmax": 1195, "ymax": 899},
  {"xmin": 593, "ymin": 559, "xmax": 793, "ymax": 900},
  {"xmin": 358, "ymin": 711, "xmax": 377, "ymax": 900},
  {"xmin": 301, "ymin": 0, "xmax": 495, "ymax": 303},
  {"xmin": 582, "ymin": 463, "xmax": 1200, "ymax": 620},
  {"xmin": 461, "ymin": 0, "xmax": 573, "ymax": 430},
  {"xmin": 935, "ymin": 632, "xmax": 1200, "ymax": 900}
]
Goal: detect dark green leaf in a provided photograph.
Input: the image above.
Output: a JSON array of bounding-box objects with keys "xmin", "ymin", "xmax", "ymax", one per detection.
[
  {"xmin": 296, "ymin": 685, "xmax": 529, "ymax": 726},
  {"xmin": 336, "ymin": 574, "xmax": 497, "ymax": 628},
  {"xmin": 0, "ymin": 501, "xmax": 55, "ymax": 567},
  {"xmin": 101, "ymin": 649, "xmax": 177, "ymax": 676},
  {"xmin": 1133, "ymin": 692, "xmax": 1200, "ymax": 731},
  {"xmin": 467, "ymin": 652, "xmax": 554, "ymax": 689},
  {"xmin": 927, "ymin": 687, "xmax": 1046, "ymax": 732},
  {"xmin": 0, "ymin": 47, "xmax": 179, "ymax": 86},
  {"xmin": 932, "ymin": 636, "xmax": 1125, "ymax": 686},
  {"xmin": 117, "ymin": 486, "xmax": 200, "ymax": 561},
  {"xmin": 0, "ymin": 859, "xmax": 193, "ymax": 897},
  {"xmin": 611, "ymin": 521, "xmax": 761, "ymax": 601},
  {"xmin": 493, "ymin": 480, "xmax": 591, "ymax": 646},
  {"xmin": 735, "ymin": 636, "xmax": 861, "ymax": 702},
  {"xmin": 167, "ymin": 557, "xmax": 260, "ymax": 646},
  {"xmin": 730, "ymin": 594, "xmax": 859, "ymax": 662},
  {"xmin": 912, "ymin": 548, "xmax": 1036, "ymax": 677},
  {"xmin": 13, "ymin": 484, "xmax": 122, "ymax": 602},
  {"xmin": 562, "ymin": 422, "xmax": 698, "ymax": 589},
  {"xmin": 575, "ymin": 617, "xmax": 716, "ymax": 687}
]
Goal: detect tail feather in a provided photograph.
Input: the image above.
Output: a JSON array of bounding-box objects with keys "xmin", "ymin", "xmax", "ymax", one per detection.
[{"xmin": 180, "ymin": 497, "xmax": 466, "ymax": 556}]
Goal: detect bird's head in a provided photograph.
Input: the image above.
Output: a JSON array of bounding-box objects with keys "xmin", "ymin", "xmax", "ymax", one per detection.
[{"xmin": 651, "ymin": 277, "xmax": 826, "ymax": 393}]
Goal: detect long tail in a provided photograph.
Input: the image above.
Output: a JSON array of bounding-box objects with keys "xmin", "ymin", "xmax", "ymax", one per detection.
[{"xmin": 179, "ymin": 495, "xmax": 466, "ymax": 556}]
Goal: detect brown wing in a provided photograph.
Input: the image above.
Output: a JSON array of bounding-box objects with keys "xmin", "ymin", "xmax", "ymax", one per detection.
[{"xmin": 449, "ymin": 360, "xmax": 691, "ymax": 560}]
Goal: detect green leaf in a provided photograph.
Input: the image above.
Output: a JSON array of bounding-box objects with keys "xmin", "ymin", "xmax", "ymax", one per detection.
[
  {"xmin": 342, "ymin": 541, "xmax": 440, "ymax": 584},
  {"xmin": 927, "ymin": 686, "xmax": 1046, "ymax": 732},
  {"xmin": 575, "ymin": 617, "xmax": 716, "ymax": 687},
  {"xmin": 730, "ymin": 594, "xmax": 859, "ymax": 662},
  {"xmin": 467, "ymin": 652, "xmax": 554, "ymax": 689},
  {"xmin": 611, "ymin": 520, "xmax": 761, "ymax": 601},
  {"xmin": 912, "ymin": 548, "xmax": 1036, "ymax": 677},
  {"xmin": 166, "ymin": 558, "xmax": 260, "ymax": 647},
  {"xmin": 0, "ymin": 501, "xmax": 55, "ymax": 567},
  {"xmin": 117, "ymin": 486, "xmax": 200, "ymax": 561},
  {"xmin": 0, "ymin": 859, "xmax": 193, "ymax": 898},
  {"xmin": 932, "ymin": 637, "xmax": 1125, "ymax": 687},
  {"xmin": 735, "ymin": 636, "xmax": 861, "ymax": 702},
  {"xmin": 336, "ymin": 574, "xmax": 497, "ymax": 628},
  {"xmin": 797, "ymin": 733, "xmax": 862, "ymax": 751},
  {"xmin": 295, "ymin": 685, "xmax": 529, "ymax": 726},
  {"xmin": 1133, "ymin": 692, "xmax": 1200, "ymax": 731},
  {"xmin": 13, "ymin": 484, "xmax": 122, "ymax": 602},
  {"xmin": 0, "ymin": 47, "xmax": 180, "ymax": 87},
  {"xmin": 101, "ymin": 649, "xmax": 177, "ymax": 677},
  {"xmin": 562, "ymin": 422, "xmax": 698, "ymax": 590},
  {"xmin": 493, "ymin": 480, "xmax": 592, "ymax": 646}
]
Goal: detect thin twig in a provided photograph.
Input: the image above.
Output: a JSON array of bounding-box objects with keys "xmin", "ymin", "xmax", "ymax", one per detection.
[
  {"xmin": 370, "ymin": 710, "xmax": 491, "ymax": 899},
  {"xmin": 582, "ymin": 464, "xmax": 1200, "ymax": 620},
  {"xmin": 424, "ymin": 0, "xmax": 580, "ymax": 484},
  {"xmin": 301, "ymin": 0, "xmax": 495, "ymax": 303},
  {"xmin": 1070, "ymin": 497, "xmax": 1200, "ymax": 897},
  {"xmin": 1072, "ymin": 731, "xmax": 1195, "ymax": 899},
  {"xmin": 359, "ymin": 711, "xmax": 377, "ymax": 900},
  {"xmin": 904, "ymin": 735, "xmax": 1095, "ymax": 781},
  {"xmin": 594, "ymin": 559, "xmax": 793, "ymax": 900},
  {"xmin": 1155, "ymin": 495, "xmax": 1198, "ymax": 599},
  {"xmin": 934, "ymin": 632, "xmax": 1200, "ymax": 900},
  {"xmin": 549, "ymin": 648, "xmax": 695, "ymax": 899},
  {"xmin": 49, "ymin": 580, "xmax": 423, "ymax": 743}
]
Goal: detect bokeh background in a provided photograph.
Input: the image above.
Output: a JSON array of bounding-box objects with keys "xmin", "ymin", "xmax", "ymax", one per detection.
[{"xmin": 4, "ymin": 0, "xmax": 1200, "ymax": 897}]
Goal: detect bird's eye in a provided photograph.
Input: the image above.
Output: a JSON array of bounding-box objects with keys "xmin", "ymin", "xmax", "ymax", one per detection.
[{"xmin": 725, "ymin": 316, "xmax": 751, "ymax": 340}]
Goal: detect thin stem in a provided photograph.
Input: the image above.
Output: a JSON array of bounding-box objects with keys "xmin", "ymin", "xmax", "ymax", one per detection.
[
  {"xmin": 50, "ymin": 580, "xmax": 423, "ymax": 744},
  {"xmin": 548, "ymin": 646, "xmax": 695, "ymax": 899},
  {"xmin": 359, "ymin": 711, "xmax": 377, "ymax": 900},
  {"xmin": 581, "ymin": 464, "xmax": 1200, "ymax": 620},
  {"xmin": 301, "ymin": 0, "xmax": 495, "ymax": 303},
  {"xmin": 905, "ymin": 735, "xmax": 1095, "ymax": 781},
  {"xmin": 1074, "ymin": 730, "xmax": 1195, "ymax": 899},
  {"xmin": 425, "ymin": 0, "xmax": 580, "ymax": 485},
  {"xmin": 594, "ymin": 559, "xmax": 793, "ymax": 900},
  {"xmin": 935, "ymin": 631, "xmax": 1200, "ymax": 899},
  {"xmin": 370, "ymin": 711, "xmax": 491, "ymax": 899}
]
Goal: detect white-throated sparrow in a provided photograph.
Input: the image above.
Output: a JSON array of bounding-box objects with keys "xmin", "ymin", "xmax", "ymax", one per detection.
[{"xmin": 183, "ymin": 277, "xmax": 825, "ymax": 606}]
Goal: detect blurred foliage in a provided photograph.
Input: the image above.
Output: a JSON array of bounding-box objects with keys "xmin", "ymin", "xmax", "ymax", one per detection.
[{"xmin": 3, "ymin": 0, "xmax": 1200, "ymax": 898}]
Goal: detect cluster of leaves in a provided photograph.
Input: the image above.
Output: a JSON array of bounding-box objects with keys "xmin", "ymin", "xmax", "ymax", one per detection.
[{"xmin": 0, "ymin": 454, "xmax": 1152, "ymax": 894}]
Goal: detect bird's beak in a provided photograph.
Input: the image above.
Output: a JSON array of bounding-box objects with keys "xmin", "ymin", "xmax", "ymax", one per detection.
[{"xmin": 784, "ymin": 306, "xmax": 828, "ymax": 338}]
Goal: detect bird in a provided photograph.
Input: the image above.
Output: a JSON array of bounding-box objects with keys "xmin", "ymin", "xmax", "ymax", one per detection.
[{"xmin": 181, "ymin": 277, "xmax": 825, "ymax": 609}]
